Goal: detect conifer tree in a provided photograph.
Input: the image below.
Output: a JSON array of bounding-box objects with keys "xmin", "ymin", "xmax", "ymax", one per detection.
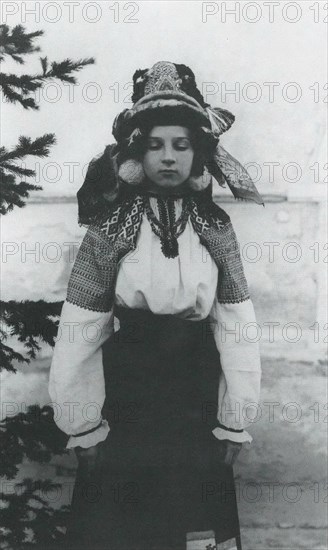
[{"xmin": 0, "ymin": 24, "xmax": 95, "ymax": 549}]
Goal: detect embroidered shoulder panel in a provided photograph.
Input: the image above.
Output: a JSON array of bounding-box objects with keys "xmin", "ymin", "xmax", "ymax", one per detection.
[
  {"xmin": 100, "ymin": 195, "xmax": 145, "ymax": 245},
  {"xmin": 66, "ymin": 195, "xmax": 145, "ymax": 312},
  {"xmin": 66, "ymin": 224, "xmax": 118, "ymax": 312},
  {"xmin": 190, "ymin": 199, "xmax": 250, "ymax": 304}
]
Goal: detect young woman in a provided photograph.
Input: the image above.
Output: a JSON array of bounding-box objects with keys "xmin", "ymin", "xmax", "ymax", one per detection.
[{"xmin": 49, "ymin": 61, "xmax": 263, "ymax": 550}]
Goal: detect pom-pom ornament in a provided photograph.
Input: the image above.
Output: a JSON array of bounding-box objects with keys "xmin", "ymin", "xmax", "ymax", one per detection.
[
  {"xmin": 118, "ymin": 159, "xmax": 145, "ymax": 185},
  {"xmin": 188, "ymin": 167, "xmax": 212, "ymax": 191}
]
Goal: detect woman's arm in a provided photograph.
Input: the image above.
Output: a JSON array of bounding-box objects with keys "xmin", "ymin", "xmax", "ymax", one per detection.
[
  {"xmin": 209, "ymin": 298, "xmax": 261, "ymax": 444},
  {"xmin": 206, "ymin": 217, "xmax": 261, "ymax": 444},
  {"xmin": 49, "ymin": 301, "xmax": 114, "ymax": 449},
  {"xmin": 48, "ymin": 224, "xmax": 116, "ymax": 449}
]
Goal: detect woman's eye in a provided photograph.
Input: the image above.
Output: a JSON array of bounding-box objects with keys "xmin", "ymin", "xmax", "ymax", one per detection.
[
  {"xmin": 146, "ymin": 140, "xmax": 191, "ymax": 151},
  {"xmin": 147, "ymin": 143, "xmax": 161, "ymax": 150},
  {"xmin": 174, "ymin": 141, "xmax": 191, "ymax": 150}
]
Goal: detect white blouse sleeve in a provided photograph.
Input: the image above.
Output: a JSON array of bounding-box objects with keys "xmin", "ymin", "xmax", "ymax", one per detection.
[
  {"xmin": 49, "ymin": 300, "xmax": 114, "ymax": 449},
  {"xmin": 209, "ymin": 297, "xmax": 261, "ymax": 444}
]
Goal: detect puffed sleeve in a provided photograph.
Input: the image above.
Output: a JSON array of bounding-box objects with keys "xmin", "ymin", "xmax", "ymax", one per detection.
[
  {"xmin": 203, "ymin": 217, "xmax": 261, "ymax": 444},
  {"xmin": 48, "ymin": 224, "xmax": 116, "ymax": 449},
  {"xmin": 209, "ymin": 298, "xmax": 261, "ymax": 443}
]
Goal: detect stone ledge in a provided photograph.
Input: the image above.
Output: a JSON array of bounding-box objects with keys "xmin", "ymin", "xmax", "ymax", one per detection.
[{"xmin": 25, "ymin": 193, "xmax": 325, "ymax": 205}]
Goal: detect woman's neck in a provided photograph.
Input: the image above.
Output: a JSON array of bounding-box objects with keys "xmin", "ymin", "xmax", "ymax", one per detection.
[
  {"xmin": 118, "ymin": 178, "xmax": 212, "ymax": 203},
  {"xmin": 138, "ymin": 178, "xmax": 192, "ymax": 199}
]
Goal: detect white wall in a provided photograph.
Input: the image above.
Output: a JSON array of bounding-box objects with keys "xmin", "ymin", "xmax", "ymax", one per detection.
[{"xmin": 2, "ymin": 0, "xmax": 327, "ymax": 199}]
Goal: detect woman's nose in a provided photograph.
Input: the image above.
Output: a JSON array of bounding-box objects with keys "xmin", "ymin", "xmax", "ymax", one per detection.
[{"xmin": 162, "ymin": 146, "xmax": 175, "ymax": 165}]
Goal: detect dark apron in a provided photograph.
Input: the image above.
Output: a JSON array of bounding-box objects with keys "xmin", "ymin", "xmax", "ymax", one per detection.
[{"xmin": 65, "ymin": 306, "xmax": 241, "ymax": 550}]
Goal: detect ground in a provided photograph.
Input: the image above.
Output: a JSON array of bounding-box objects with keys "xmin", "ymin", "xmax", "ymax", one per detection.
[{"xmin": 236, "ymin": 358, "xmax": 327, "ymax": 550}]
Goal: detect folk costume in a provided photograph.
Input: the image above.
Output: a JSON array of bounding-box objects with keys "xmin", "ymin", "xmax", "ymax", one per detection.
[{"xmin": 49, "ymin": 61, "xmax": 262, "ymax": 550}]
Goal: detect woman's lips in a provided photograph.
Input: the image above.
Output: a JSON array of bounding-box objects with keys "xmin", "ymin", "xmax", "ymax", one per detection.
[{"xmin": 159, "ymin": 169, "xmax": 177, "ymax": 174}]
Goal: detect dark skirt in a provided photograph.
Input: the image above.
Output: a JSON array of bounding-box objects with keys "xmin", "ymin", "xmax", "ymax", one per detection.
[{"xmin": 65, "ymin": 306, "xmax": 241, "ymax": 550}]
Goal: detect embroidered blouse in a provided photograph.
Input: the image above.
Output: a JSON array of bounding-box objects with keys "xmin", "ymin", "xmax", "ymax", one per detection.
[{"xmin": 49, "ymin": 197, "xmax": 261, "ymax": 449}]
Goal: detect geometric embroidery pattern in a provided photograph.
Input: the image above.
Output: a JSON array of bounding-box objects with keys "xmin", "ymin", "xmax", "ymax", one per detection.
[
  {"xmin": 66, "ymin": 224, "xmax": 119, "ymax": 312},
  {"xmin": 67, "ymin": 196, "xmax": 146, "ymax": 312},
  {"xmin": 198, "ymin": 224, "xmax": 250, "ymax": 304},
  {"xmin": 100, "ymin": 195, "xmax": 145, "ymax": 246},
  {"xmin": 66, "ymin": 193, "xmax": 249, "ymax": 312},
  {"xmin": 189, "ymin": 199, "xmax": 249, "ymax": 303}
]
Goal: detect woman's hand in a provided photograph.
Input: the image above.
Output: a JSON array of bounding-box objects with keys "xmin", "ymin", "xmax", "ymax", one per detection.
[
  {"xmin": 216, "ymin": 440, "xmax": 243, "ymax": 466},
  {"xmin": 74, "ymin": 439, "xmax": 108, "ymax": 479}
]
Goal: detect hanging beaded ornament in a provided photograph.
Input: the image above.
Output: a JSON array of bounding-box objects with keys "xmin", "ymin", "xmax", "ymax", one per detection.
[{"xmin": 144, "ymin": 196, "xmax": 191, "ymax": 258}]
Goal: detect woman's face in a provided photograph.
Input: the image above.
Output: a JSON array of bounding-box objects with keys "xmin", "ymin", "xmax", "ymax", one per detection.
[{"xmin": 142, "ymin": 125, "xmax": 194, "ymax": 188}]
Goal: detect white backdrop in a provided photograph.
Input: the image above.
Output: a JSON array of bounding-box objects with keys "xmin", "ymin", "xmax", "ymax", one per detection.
[{"xmin": 1, "ymin": 0, "xmax": 327, "ymax": 198}]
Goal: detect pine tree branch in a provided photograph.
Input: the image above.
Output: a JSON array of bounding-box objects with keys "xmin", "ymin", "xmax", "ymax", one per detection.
[
  {"xmin": 0, "ymin": 177, "xmax": 43, "ymax": 215},
  {"xmin": 0, "ymin": 300, "xmax": 64, "ymax": 371},
  {"xmin": 0, "ymin": 78, "xmax": 39, "ymax": 109},
  {"xmin": 0, "ymin": 299, "xmax": 62, "ymax": 370},
  {"xmin": 0, "ymin": 72, "xmax": 41, "ymax": 109},
  {"xmin": 0, "ymin": 54, "xmax": 95, "ymax": 109},
  {"xmin": 0, "ymin": 24, "xmax": 43, "ymax": 63},
  {"xmin": 0, "ymin": 73, "xmax": 41, "ymax": 92},
  {"xmin": 0, "ymin": 300, "xmax": 63, "ymax": 359},
  {"xmin": 0, "ymin": 134, "xmax": 57, "ymax": 212},
  {"xmin": 0, "ymin": 341, "xmax": 29, "ymax": 372},
  {"xmin": 0, "ymin": 134, "xmax": 56, "ymax": 162},
  {"xmin": 0, "ymin": 406, "xmax": 68, "ymax": 478},
  {"xmin": 1, "ymin": 162, "xmax": 35, "ymax": 177},
  {"xmin": 0, "ymin": 475, "xmax": 70, "ymax": 548},
  {"xmin": 39, "ymin": 57, "xmax": 95, "ymax": 83}
]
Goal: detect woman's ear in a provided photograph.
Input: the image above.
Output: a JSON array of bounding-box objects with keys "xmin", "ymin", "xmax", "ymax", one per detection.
[{"xmin": 118, "ymin": 159, "xmax": 145, "ymax": 185}]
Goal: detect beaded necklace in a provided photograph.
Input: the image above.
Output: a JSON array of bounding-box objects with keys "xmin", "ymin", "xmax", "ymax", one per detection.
[{"xmin": 144, "ymin": 195, "xmax": 191, "ymax": 258}]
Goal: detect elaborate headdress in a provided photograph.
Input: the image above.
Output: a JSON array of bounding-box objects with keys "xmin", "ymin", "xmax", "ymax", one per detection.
[{"xmin": 77, "ymin": 61, "xmax": 263, "ymax": 226}]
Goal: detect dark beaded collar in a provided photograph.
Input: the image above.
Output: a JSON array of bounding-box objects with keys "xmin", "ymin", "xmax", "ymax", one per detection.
[{"xmin": 144, "ymin": 195, "xmax": 192, "ymax": 259}]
